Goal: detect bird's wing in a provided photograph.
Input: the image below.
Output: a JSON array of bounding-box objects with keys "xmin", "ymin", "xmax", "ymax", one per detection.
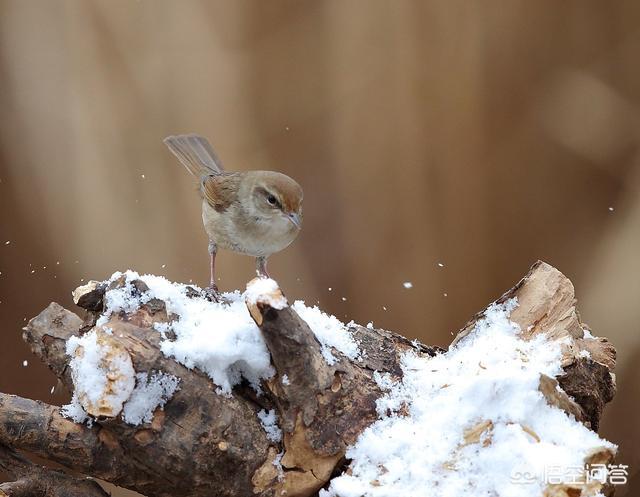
[
  {"xmin": 202, "ymin": 174, "xmax": 241, "ymax": 213},
  {"xmin": 163, "ymin": 134, "xmax": 224, "ymax": 177}
]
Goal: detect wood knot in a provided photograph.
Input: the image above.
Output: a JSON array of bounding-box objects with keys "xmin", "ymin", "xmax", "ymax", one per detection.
[
  {"xmin": 331, "ymin": 373, "xmax": 342, "ymax": 393},
  {"xmin": 134, "ymin": 429, "xmax": 155, "ymax": 445}
]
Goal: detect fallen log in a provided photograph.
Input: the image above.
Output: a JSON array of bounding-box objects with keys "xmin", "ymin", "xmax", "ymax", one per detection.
[{"xmin": 0, "ymin": 261, "xmax": 617, "ymax": 496}]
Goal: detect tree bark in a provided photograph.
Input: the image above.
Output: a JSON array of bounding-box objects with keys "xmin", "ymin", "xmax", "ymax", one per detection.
[
  {"xmin": 0, "ymin": 443, "xmax": 109, "ymax": 497},
  {"xmin": 0, "ymin": 261, "xmax": 616, "ymax": 496}
]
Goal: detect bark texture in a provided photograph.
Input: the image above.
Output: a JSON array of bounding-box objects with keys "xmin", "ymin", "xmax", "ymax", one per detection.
[
  {"xmin": 0, "ymin": 443, "xmax": 109, "ymax": 497},
  {"xmin": 0, "ymin": 261, "xmax": 617, "ymax": 496}
]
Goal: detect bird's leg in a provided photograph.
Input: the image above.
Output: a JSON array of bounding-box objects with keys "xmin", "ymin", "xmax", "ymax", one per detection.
[
  {"xmin": 206, "ymin": 240, "xmax": 220, "ymax": 301},
  {"xmin": 256, "ymin": 256, "xmax": 270, "ymax": 278}
]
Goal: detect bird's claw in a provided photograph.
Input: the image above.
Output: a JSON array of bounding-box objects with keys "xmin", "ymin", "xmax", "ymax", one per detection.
[
  {"xmin": 203, "ymin": 284, "xmax": 231, "ymax": 304},
  {"xmin": 204, "ymin": 284, "xmax": 221, "ymax": 302}
]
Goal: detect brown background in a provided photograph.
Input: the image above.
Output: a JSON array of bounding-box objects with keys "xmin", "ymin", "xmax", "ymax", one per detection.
[{"xmin": 0, "ymin": 1, "xmax": 638, "ymax": 495}]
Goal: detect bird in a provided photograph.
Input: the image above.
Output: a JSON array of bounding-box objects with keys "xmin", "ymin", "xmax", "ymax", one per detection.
[{"xmin": 163, "ymin": 134, "xmax": 303, "ymax": 299}]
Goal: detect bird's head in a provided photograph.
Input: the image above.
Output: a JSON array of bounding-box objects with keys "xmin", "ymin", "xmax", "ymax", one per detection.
[{"xmin": 251, "ymin": 172, "xmax": 303, "ymax": 230}]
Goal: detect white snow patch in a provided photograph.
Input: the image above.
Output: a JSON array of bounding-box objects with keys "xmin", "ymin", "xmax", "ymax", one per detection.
[
  {"xmin": 63, "ymin": 329, "xmax": 135, "ymax": 422},
  {"xmin": 62, "ymin": 327, "xmax": 179, "ymax": 426},
  {"xmin": 86, "ymin": 271, "xmax": 360, "ymax": 398},
  {"xmin": 322, "ymin": 299, "xmax": 616, "ymax": 497},
  {"xmin": 258, "ymin": 409, "xmax": 282, "ymax": 442},
  {"xmin": 578, "ymin": 349, "xmax": 592, "ymax": 359},
  {"xmin": 122, "ymin": 371, "xmax": 180, "ymax": 425},
  {"xmin": 60, "ymin": 397, "xmax": 91, "ymax": 425},
  {"xmin": 273, "ymin": 451, "xmax": 285, "ymax": 480},
  {"xmin": 245, "ymin": 277, "xmax": 287, "ymax": 309},
  {"xmin": 281, "ymin": 374, "xmax": 290, "ymax": 386},
  {"xmin": 101, "ymin": 271, "xmax": 275, "ymax": 394},
  {"xmin": 292, "ymin": 301, "xmax": 360, "ymax": 365}
]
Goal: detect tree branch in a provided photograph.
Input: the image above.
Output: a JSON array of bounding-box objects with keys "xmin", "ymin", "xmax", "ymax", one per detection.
[{"xmin": 0, "ymin": 443, "xmax": 109, "ymax": 497}]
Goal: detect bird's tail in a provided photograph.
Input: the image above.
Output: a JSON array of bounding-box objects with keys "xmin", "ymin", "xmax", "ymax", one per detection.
[{"xmin": 163, "ymin": 134, "xmax": 224, "ymax": 177}]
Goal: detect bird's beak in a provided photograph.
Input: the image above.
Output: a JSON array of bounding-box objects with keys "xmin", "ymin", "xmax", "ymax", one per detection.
[{"xmin": 287, "ymin": 212, "xmax": 302, "ymax": 230}]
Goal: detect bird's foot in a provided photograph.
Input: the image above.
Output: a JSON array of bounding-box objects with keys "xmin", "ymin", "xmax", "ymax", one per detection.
[{"xmin": 203, "ymin": 284, "xmax": 222, "ymax": 303}]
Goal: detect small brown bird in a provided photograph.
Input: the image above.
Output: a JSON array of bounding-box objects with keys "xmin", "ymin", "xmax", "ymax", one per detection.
[{"xmin": 164, "ymin": 134, "xmax": 303, "ymax": 297}]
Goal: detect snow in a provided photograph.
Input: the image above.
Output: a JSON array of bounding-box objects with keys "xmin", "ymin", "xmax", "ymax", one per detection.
[
  {"xmin": 245, "ymin": 277, "xmax": 287, "ymax": 310},
  {"xmin": 64, "ymin": 329, "xmax": 135, "ymax": 420},
  {"xmin": 258, "ymin": 409, "xmax": 283, "ymax": 442},
  {"xmin": 122, "ymin": 371, "xmax": 180, "ymax": 425},
  {"xmin": 281, "ymin": 374, "xmax": 290, "ymax": 385},
  {"xmin": 578, "ymin": 349, "xmax": 592, "ymax": 359},
  {"xmin": 97, "ymin": 271, "xmax": 276, "ymax": 395},
  {"xmin": 292, "ymin": 300, "xmax": 360, "ymax": 365},
  {"xmin": 60, "ymin": 397, "xmax": 91, "ymax": 425},
  {"xmin": 322, "ymin": 298, "xmax": 616, "ymax": 497},
  {"xmin": 68, "ymin": 271, "xmax": 360, "ymax": 413},
  {"xmin": 62, "ymin": 329, "xmax": 179, "ymax": 426},
  {"xmin": 273, "ymin": 451, "xmax": 285, "ymax": 480}
]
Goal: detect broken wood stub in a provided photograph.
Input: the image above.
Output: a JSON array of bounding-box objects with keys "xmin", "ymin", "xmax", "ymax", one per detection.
[
  {"xmin": 453, "ymin": 261, "xmax": 616, "ymax": 432},
  {"xmin": 247, "ymin": 286, "xmax": 423, "ymax": 496}
]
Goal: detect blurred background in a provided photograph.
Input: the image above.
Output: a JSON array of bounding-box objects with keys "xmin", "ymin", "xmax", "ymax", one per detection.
[{"xmin": 0, "ymin": 0, "xmax": 638, "ymax": 495}]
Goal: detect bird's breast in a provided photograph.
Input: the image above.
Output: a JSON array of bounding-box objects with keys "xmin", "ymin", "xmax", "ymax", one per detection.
[{"xmin": 202, "ymin": 201, "xmax": 298, "ymax": 257}]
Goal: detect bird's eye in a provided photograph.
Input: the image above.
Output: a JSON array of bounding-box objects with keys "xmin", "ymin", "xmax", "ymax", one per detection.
[{"xmin": 267, "ymin": 194, "xmax": 277, "ymax": 206}]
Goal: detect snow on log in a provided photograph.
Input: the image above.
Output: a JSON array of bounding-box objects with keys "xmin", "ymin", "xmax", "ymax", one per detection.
[
  {"xmin": 322, "ymin": 294, "xmax": 616, "ymax": 497},
  {"xmin": 65, "ymin": 327, "xmax": 136, "ymax": 419},
  {"xmin": 0, "ymin": 261, "xmax": 618, "ymax": 497}
]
